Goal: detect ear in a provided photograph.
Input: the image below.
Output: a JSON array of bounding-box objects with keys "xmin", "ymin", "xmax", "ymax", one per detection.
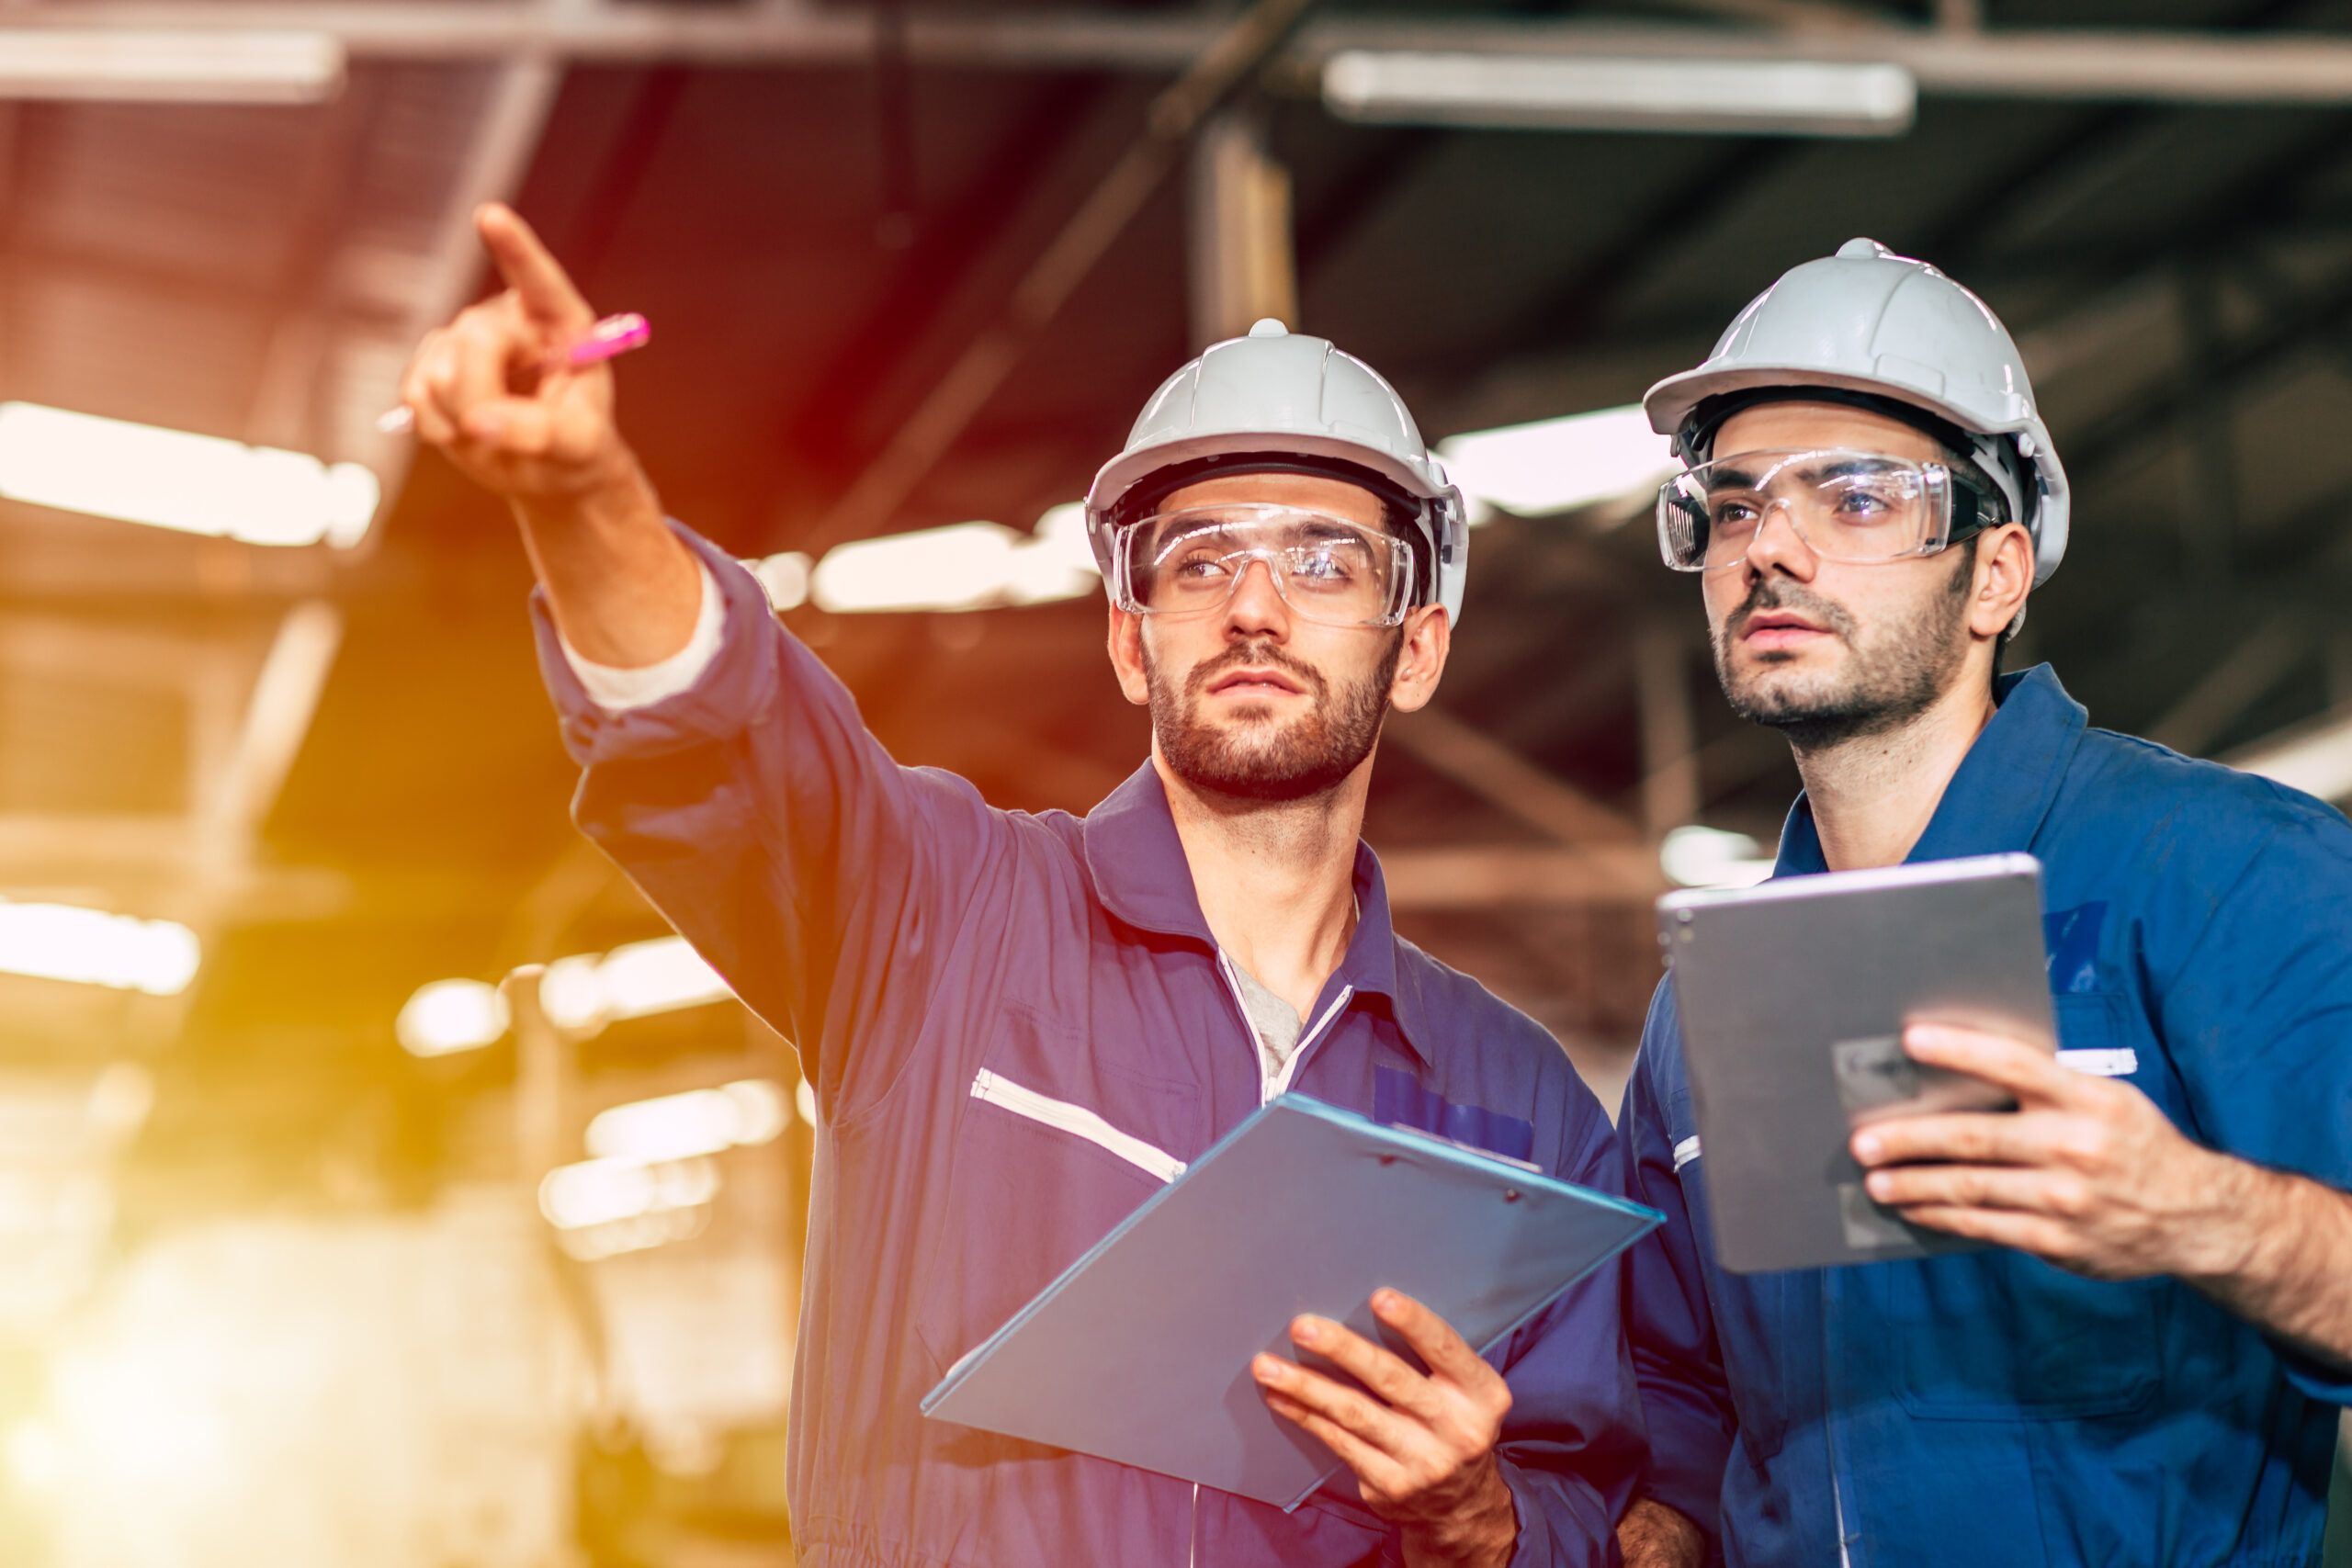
[
  {"xmin": 1968, "ymin": 523, "xmax": 2034, "ymax": 643},
  {"xmin": 1106, "ymin": 605, "xmax": 1150, "ymax": 706},
  {"xmin": 1385, "ymin": 603, "xmax": 1453, "ymax": 715}
]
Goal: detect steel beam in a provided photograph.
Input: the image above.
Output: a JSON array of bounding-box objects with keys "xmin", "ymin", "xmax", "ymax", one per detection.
[
  {"xmin": 1383, "ymin": 705, "xmax": 1640, "ymax": 845},
  {"xmin": 803, "ymin": 0, "xmax": 1317, "ymax": 551},
  {"xmin": 1379, "ymin": 843, "xmax": 1663, "ymax": 908},
  {"xmin": 11, "ymin": 7, "xmax": 2352, "ymax": 106}
]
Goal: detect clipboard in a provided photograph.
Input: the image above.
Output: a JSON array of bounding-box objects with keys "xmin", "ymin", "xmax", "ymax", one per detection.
[{"xmin": 920, "ymin": 1093, "xmax": 1660, "ymax": 1510}]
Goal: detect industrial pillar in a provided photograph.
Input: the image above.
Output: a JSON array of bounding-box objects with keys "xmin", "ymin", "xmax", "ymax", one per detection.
[
  {"xmin": 1189, "ymin": 109, "xmax": 1297, "ymax": 349},
  {"xmin": 1634, "ymin": 620, "xmax": 1701, "ymax": 836}
]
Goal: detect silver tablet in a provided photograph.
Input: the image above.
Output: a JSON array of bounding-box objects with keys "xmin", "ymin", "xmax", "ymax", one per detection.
[{"xmin": 1657, "ymin": 852, "xmax": 2056, "ymax": 1274}]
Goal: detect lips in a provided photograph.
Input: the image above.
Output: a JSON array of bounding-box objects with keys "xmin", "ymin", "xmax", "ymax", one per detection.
[
  {"xmin": 1208, "ymin": 668, "xmax": 1306, "ymax": 697},
  {"xmin": 1738, "ymin": 609, "xmax": 1833, "ymax": 652},
  {"xmin": 1741, "ymin": 611, "xmax": 1824, "ymax": 637}
]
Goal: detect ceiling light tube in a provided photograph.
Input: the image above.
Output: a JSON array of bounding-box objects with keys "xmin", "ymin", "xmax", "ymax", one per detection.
[
  {"xmin": 0, "ymin": 29, "xmax": 344, "ymax": 104},
  {"xmin": 0, "ymin": 402, "xmax": 379, "ymax": 547},
  {"xmin": 538, "ymin": 936, "xmax": 735, "ymax": 1035},
  {"xmin": 1322, "ymin": 51, "xmax": 1917, "ymax": 137},
  {"xmin": 396, "ymin": 978, "xmax": 509, "ymax": 1059},
  {"xmin": 1659, "ymin": 825, "xmax": 1776, "ymax": 890},
  {"xmin": 0, "ymin": 900, "xmax": 199, "ymax": 996},
  {"xmin": 538, "ymin": 1156, "xmax": 718, "ymax": 1233},
  {"xmin": 1438, "ymin": 404, "xmax": 1680, "ymax": 522},
  {"xmin": 808, "ymin": 505, "xmax": 1099, "ymax": 615},
  {"xmin": 583, "ymin": 1081, "xmax": 789, "ymax": 1165}
]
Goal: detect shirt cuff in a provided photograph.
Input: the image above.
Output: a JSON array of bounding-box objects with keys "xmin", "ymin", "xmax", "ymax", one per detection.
[{"xmin": 556, "ymin": 559, "xmax": 725, "ymax": 712}]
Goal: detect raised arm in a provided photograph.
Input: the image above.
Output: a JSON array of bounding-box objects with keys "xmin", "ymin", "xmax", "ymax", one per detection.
[
  {"xmin": 396, "ymin": 201, "xmax": 700, "ymax": 670},
  {"xmin": 395, "ymin": 203, "xmax": 1009, "ymax": 1120}
]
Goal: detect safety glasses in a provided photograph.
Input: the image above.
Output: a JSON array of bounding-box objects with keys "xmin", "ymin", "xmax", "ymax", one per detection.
[
  {"xmin": 1657, "ymin": 448, "xmax": 1991, "ymax": 574},
  {"xmin": 1108, "ymin": 504, "xmax": 1417, "ymax": 627}
]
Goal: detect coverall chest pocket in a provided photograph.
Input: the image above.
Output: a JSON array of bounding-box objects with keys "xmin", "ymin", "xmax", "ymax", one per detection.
[
  {"xmin": 912, "ymin": 1004, "xmax": 1201, "ymax": 1379},
  {"xmin": 1887, "ymin": 993, "xmax": 2161, "ymax": 1420}
]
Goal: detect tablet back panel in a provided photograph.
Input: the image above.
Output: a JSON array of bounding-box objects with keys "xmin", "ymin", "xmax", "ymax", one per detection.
[
  {"xmin": 1658, "ymin": 852, "xmax": 2054, "ymax": 1274},
  {"xmin": 921, "ymin": 1095, "xmax": 1659, "ymax": 1508}
]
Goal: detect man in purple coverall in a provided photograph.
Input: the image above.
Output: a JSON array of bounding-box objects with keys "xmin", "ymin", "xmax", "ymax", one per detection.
[{"xmin": 396, "ymin": 202, "xmax": 1645, "ymax": 1568}]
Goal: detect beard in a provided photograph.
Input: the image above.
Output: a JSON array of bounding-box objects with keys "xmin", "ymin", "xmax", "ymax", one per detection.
[
  {"xmin": 1146, "ymin": 634, "xmax": 1400, "ymax": 802},
  {"xmin": 1713, "ymin": 548, "xmax": 1975, "ymax": 749}
]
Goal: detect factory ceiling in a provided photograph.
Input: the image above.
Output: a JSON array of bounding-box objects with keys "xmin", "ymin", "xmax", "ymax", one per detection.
[{"xmin": 0, "ymin": 0, "xmax": 2342, "ymax": 1199}]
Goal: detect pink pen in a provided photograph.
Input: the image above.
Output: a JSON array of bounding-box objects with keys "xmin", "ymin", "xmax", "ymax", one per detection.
[{"xmin": 378, "ymin": 311, "xmax": 650, "ymax": 434}]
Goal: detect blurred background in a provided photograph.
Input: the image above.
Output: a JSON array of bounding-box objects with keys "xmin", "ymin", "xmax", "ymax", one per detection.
[{"xmin": 0, "ymin": 0, "xmax": 2342, "ymax": 1561}]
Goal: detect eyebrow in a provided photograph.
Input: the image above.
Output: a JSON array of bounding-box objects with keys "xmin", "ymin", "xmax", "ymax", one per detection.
[
  {"xmin": 1792, "ymin": 457, "xmax": 1896, "ymax": 485},
  {"xmin": 1154, "ymin": 515, "xmax": 1375, "ymax": 550},
  {"xmin": 1705, "ymin": 456, "xmax": 1897, "ymax": 491},
  {"xmin": 1285, "ymin": 517, "xmax": 1370, "ymax": 545}
]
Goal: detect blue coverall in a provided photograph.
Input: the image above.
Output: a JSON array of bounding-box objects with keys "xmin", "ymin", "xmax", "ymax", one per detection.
[
  {"xmin": 1623, "ymin": 665, "xmax": 2352, "ymax": 1567},
  {"xmin": 535, "ymin": 525, "xmax": 1649, "ymax": 1568}
]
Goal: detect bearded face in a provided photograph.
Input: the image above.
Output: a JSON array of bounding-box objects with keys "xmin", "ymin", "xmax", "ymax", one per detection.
[
  {"xmin": 1144, "ymin": 632, "xmax": 1401, "ymax": 802},
  {"xmin": 1712, "ymin": 542, "xmax": 1976, "ymax": 748}
]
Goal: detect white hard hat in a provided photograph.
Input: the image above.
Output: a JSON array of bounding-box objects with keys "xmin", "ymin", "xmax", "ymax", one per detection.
[
  {"xmin": 1085, "ymin": 319, "xmax": 1471, "ymax": 623},
  {"xmin": 1645, "ymin": 238, "xmax": 2069, "ymax": 585}
]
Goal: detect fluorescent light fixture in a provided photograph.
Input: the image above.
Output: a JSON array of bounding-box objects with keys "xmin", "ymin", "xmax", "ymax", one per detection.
[
  {"xmin": 1322, "ymin": 51, "xmax": 1917, "ymax": 138},
  {"xmin": 538, "ymin": 936, "xmax": 734, "ymax": 1035},
  {"xmin": 0, "ymin": 402, "xmax": 379, "ymax": 547},
  {"xmin": 810, "ymin": 502, "xmax": 1098, "ymax": 614},
  {"xmin": 0, "ymin": 30, "xmax": 343, "ymax": 104},
  {"xmin": 750, "ymin": 550, "xmax": 814, "ymax": 613},
  {"xmin": 583, "ymin": 1080, "xmax": 788, "ymax": 1165},
  {"xmin": 398, "ymin": 937, "xmax": 735, "ymax": 1057},
  {"xmin": 2226, "ymin": 710, "xmax": 2352, "ymax": 803},
  {"xmin": 395, "ymin": 978, "xmax": 509, "ymax": 1059},
  {"xmin": 556, "ymin": 1204, "xmax": 709, "ymax": 1261},
  {"xmin": 1660, "ymin": 825, "xmax": 1776, "ymax": 889},
  {"xmin": 0, "ymin": 899, "xmax": 198, "ymax": 996},
  {"xmin": 795, "ymin": 1077, "xmax": 818, "ymax": 1127},
  {"xmin": 538, "ymin": 1155, "xmax": 718, "ymax": 1233},
  {"xmin": 1439, "ymin": 404, "xmax": 1679, "ymax": 524}
]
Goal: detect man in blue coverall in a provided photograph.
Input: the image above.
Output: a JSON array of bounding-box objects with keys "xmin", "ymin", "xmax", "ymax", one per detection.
[
  {"xmin": 396, "ymin": 205, "xmax": 1644, "ymax": 1567},
  {"xmin": 1614, "ymin": 238, "xmax": 2352, "ymax": 1568}
]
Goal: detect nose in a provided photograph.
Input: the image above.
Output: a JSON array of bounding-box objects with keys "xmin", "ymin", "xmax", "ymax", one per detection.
[
  {"xmin": 1220, "ymin": 555, "xmax": 1290, "ymax": 640},
  {"xmin": 1741, "ymin": 496, "xmax": 1819, "ymax": 584}
]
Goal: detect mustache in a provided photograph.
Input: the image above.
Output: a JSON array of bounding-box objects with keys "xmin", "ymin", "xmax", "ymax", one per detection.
[
  {"xmin": 1724, "ymin": 578, "xmax": 1857, "ymax": 641},
  {"xmin": 1182, "ymin": 640, "xmax": 1329, "ymax": 702}
]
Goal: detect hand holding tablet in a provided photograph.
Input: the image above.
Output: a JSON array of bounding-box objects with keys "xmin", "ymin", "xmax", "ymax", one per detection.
[{"xmin": 1658, "ymin": 853, "xmax": 2057, "ymax": 1273}]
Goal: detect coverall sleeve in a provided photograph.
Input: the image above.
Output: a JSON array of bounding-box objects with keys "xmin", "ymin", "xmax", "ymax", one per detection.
[
  {"xmin": 2149, "ymin": 803, "xmax": 2352, "ymax": 1404},
  {"xmin": 1617, "ymin": 987, "xmax": 1737, "ymax": 1545},
  {"xmin": 1485, "ymin": 1098, "xmax": 1649, "ymax": 1568},
  {"xmin": 531, "ymin": 521, "xmax": 1007, "ymax": 1120}
]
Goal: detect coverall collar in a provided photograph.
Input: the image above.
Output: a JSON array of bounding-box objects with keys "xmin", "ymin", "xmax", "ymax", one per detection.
[
  {"xmin": 1774, "ymin": 662, "xmax": 2090, "ymax": 876},
  {"xmin": 1082, "ymin": 761, "xmax": 1430, "ymax": 1066}
]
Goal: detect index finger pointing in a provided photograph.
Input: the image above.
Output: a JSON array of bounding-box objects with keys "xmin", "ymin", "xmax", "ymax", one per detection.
[{"xmin": 476, "ymin": 202, "xmax": 593, "ymax": 329}]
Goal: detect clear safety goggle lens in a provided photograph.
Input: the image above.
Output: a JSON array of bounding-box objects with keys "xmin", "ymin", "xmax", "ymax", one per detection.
[
  {"xmin": 1111, "ymin": 505, "xmax": 1415, "ymax": 627},
  {"xmin": 1657, "ymin": 448, "xmax": 1956, "ymax": 573}
]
